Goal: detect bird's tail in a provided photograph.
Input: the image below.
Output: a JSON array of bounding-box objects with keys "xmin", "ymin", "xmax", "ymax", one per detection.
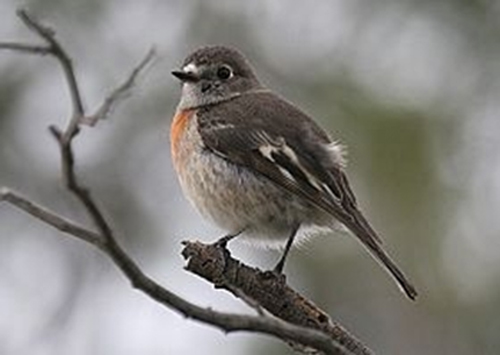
[{"xmin": 343, "ymin": 210, "xmax": 418, "ymax": 300}]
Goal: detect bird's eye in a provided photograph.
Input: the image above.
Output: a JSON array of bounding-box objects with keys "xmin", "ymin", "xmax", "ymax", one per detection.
[{"xmin": 216, "ymin": 65, "xmax": 232, "ymax": 80}]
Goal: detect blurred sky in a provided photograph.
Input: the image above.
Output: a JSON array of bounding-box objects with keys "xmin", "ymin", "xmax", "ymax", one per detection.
[{"xmin": 1, "ymin": 1, "xmax": 500, "ymax": 354}]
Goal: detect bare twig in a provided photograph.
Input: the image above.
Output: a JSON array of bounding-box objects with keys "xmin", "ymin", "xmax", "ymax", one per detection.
[
  {"xmin": 0, "ymin": 42, "xmax": 51, "ymax": 55},
  {"xmin": 0, "ymin": 188, "xmax": 103, "ymax": 247},
  {"xmin": 0, "ymin": 9, "xmax": 373, "ymax": 355},
  {"xmin": 16, "ymin": 9, "xmax": 84, "ymax": 137},
  {"xmin": 81, "ymin": 47, "xmax": 156, "ymax": 126}
]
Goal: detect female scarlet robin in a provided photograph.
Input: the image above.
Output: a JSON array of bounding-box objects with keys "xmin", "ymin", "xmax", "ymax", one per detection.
[{"xmin": 171, "ymin": 45, "xmax": 417, "ymax": 300}]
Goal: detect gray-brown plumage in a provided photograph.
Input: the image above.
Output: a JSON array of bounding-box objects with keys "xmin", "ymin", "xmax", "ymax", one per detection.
[{"xmin": 171, "ymin": 45, "xmax": 417, "ymax": 300}]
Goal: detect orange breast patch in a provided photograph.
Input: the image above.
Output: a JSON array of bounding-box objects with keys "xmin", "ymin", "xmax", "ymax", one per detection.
[{"xmin": 170, "ymin": 109, "xmax": 194, "ymax": 160}]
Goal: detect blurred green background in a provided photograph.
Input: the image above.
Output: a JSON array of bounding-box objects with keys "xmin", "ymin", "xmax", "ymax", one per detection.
[{"xmin": 1, "ymin": 1, "xmax": 500, "ymax": 354}]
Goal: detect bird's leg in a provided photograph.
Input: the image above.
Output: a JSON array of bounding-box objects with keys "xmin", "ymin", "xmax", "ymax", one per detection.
[
  {"xmin": 273, "ymin": 224, "xmax": 300, "ymax": 274},
  {"xmin": 213, "ymin": 228, "xmax": 245, "ymax": 248}
]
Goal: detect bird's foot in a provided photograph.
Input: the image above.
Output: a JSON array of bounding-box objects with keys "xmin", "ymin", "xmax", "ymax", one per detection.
[
  {"xmin": 212, "ymin": 230, "xmax": 243, "ymax": 249},
  {"xmin": 272, "ymin": 258, "xmax": 286, "ymax": 275}
]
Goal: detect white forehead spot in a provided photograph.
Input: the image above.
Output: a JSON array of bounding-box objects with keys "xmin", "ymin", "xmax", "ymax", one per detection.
[{"xmin": 182, "ymin": 63, "xmax": 199, "ymax": 74}]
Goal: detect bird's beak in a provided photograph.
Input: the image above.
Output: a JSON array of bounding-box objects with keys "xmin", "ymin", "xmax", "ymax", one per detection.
[{"xmin": 171, "ymin": 70, "xmax": 200, "ymax": 83}]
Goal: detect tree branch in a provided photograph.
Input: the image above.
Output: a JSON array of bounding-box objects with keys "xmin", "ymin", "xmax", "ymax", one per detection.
[
  {"xmin": 0, "ymin": 188, "xmax": 353, "ymax": 355},
  {"xmin": 0, "ymin": 187, "xmax": 103, "ymax": 247},
  {"xmin": 182, "ymin": 241, "xmax": 373, "ymax": 355},
  {"xmin": 81, "ymin": 47, "xmax": 157, "ymax": 126},
  {"xmin": 0, "ymin": 9, "xmax": 374, "ymax": 355},
  {"xmin": 15, "ymin": 9, "xmax": 85, "ymax": 133}
]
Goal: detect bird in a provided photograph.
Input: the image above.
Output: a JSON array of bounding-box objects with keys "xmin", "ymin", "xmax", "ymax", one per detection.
[{"xmin": 170, "ymin": 45, "xmax": 417, "ymax": 300}]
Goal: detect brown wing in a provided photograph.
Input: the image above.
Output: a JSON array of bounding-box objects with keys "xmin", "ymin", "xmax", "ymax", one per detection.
[{"xmin": 197, "ymin": 91, "xmax": 417, "ymax": 300}]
